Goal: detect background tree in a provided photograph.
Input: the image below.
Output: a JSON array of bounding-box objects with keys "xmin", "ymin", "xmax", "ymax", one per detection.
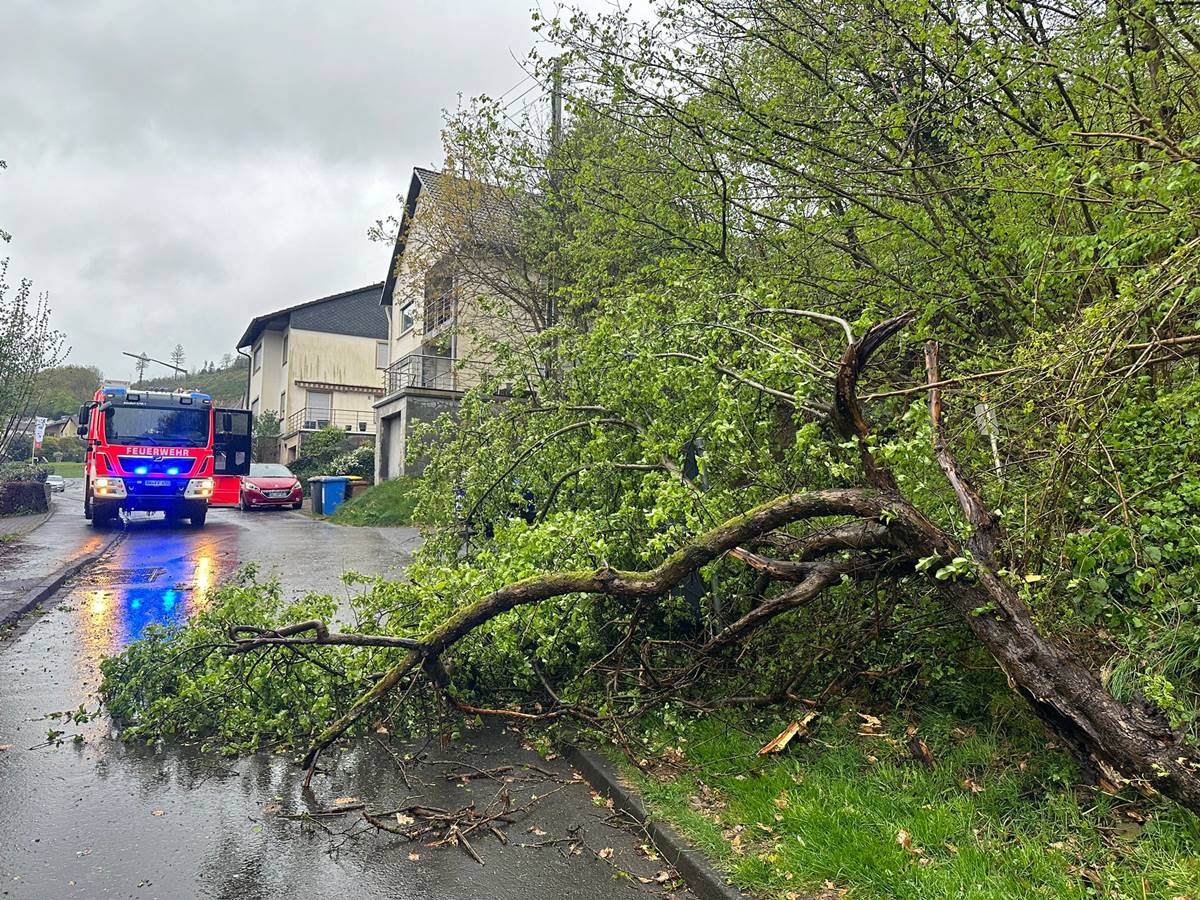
[
  {"xmin": 0, "ymin": 259, "xmax": 67, "ymax": 457},
  {"xmin": 169, "ymin": 344, "xmax": 185, "ymax": 382},
  {"xmin": 133, "ymin": 352, "xmax": 148, "ymax": 385},
  {"xmin": 251, "ymin": 409, "xmax": 281, "ymax": 462},
  {"xmin": 30, "ymin": 365, "xmax": 103, "ymax": 418}
]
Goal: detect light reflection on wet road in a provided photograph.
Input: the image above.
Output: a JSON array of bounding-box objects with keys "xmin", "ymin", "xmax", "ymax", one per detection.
[
  {"xmin": 0, "ymin": 492, "xmax": 690, "ymax": 900},
  {"xmin": 74, "ymin": 522, "xmax": 236, "ymax": 664}
]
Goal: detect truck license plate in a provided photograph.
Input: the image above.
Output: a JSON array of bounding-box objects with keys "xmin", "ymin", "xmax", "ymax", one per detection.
[{"xmin": 144, "ymin": 479, "xmax": 171, "ymax": 487}]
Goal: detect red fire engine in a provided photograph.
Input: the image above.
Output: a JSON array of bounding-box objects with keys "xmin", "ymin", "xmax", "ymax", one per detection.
[{"xmin": 78, "ymin": 384, "xmax": 251, "ymax": 528}]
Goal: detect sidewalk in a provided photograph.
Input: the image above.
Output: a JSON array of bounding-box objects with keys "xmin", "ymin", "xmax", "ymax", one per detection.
[
  {"xmin": 0, "ymin": 508, "xmax": 52, "ymax": 541},
  {"xmin": 0, "ymin": 493, "xmax": 116, "ymax": 628}
]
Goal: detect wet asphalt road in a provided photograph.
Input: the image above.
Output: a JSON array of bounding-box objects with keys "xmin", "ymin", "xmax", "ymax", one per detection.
[{"xmin": 0, "ymin": 484, "xmax": 691, "ymax": 900}]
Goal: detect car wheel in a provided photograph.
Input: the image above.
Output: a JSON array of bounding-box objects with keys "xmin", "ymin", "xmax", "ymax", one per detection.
[{"xmin": 239, "ymin": 493, "xmax": 249, "ymax": 512}]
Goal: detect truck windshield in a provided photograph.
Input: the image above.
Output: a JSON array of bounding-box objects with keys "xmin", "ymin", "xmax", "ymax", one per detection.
[{"xmin": 104, "ymin": 406, "xmax": 210, "ymax": 447}]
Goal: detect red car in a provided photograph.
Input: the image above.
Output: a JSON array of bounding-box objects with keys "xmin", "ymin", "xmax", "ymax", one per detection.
[{"xmin": 239, "ymin": 463, "xmax": 304, "ymax": 510}]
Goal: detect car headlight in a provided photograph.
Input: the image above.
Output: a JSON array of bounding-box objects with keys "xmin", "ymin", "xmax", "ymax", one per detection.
[
  {"xmin": 93, "ymin": 477, "xmax": 127, "ymax": 499},
  {"xmin": 185, "ymin": 478, "xmax": 214, "ymax": 499}
]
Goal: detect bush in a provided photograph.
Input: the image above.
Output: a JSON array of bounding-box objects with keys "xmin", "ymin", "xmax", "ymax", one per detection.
[
  {"xmin": 3, "ymin": 435, "xmax": 32, "ymax": 462},
  {"xmin": 0, "ymin": 461, "xmax": 47, "ymax": 483},
  {"xmin": 0, "ymin": 480, "xmax": 48, "ymax": 515},
  {"xmin": 40, "ymin": 435, "xmax": 84, "ymax": 462},
  {"xmin": 290, "ymin": 428, "xmax": 372, "ymax": 487},
  {"xmin": 329, "ymin": 445, "xmax": 374, "ymax": 480}
]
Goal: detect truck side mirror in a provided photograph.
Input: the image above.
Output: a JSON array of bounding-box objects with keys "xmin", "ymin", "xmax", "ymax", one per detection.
[
  {"xmin": 222, "ymin": 413, "xmax": 234, "ymax": 432},
  {"xmin": 77, "ymin": 425, "xmax": 88, "ymax": 437},
  {"xmin": 78, "ymin": 404, "xmax": 91, "ymax": 427}
]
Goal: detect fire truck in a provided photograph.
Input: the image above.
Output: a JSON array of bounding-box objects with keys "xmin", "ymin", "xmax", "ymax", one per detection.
[{"xmin": 78, "ymin": 383, "xmax": 251, "ymax": 528}]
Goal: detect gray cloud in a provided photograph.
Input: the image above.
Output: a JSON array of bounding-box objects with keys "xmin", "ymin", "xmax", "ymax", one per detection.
[{"xmin": 0, "ymin": 0, "xmax": 558, "ymax": 378}]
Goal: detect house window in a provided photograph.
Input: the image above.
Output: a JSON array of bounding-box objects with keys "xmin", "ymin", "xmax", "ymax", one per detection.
[
  {"xmin": 305, "ymin": 390, "xmax": 332, "ymax": 429},
  {"xmin": 281, "ymin": 333, "xmax": 288, "ymax": 365},
  {"xmin": 279, "ymin": 391, "xmax": 286, "ymax": 417},
  {"xmin": 252, "ymin": 344, "xmax": 262, "ymax": 372},
  {"xmin": 423, "ymin": 261, "xmax": 454, "ymax": 333},
  {"xmin": 376, "ymin": 341, "xmax": 389, "ymax": 369},
  {"xmin": 399, "ymin": 301, "xmax": 415, "ymax": 336}
]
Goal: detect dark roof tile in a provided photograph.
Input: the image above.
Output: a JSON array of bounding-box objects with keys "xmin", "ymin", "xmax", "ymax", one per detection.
[{"xmin": 237, "ymin": 283, "xmax": 388, "ymax": 348}]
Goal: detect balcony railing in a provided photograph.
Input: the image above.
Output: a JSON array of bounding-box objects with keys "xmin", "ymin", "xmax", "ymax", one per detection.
[
  {"xmin": 285, "ymin": 407, "xmax": 375, "ymax": 435},
  {"xmin": 385, "ymin": 352, "xmax": 465, "ymax": 394}
]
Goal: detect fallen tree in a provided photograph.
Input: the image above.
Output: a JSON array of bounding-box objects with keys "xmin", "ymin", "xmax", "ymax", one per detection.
[
  {"xmin": 99, "ymin": 0, "xmax": 1200, "ymax": 824},
  {"xmin": 216, "ymin": 314, "xmax": 1200, "ymax": 814}
]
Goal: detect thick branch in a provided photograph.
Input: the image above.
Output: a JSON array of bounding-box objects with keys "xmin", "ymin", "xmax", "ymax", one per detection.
[
  {"xmin": 833, "ymin": 312, "xmax": 916, "ymax": 491},
  {"xmin": 730, "ymin": 521, "xmax": 894, "ymax": 581},
  {"xmin": 924, "ymin": 340, "xmax": 1001, "ymax": 548},
  {"xmin": 299, "ymin": 487, "xmax": 890, "ymax": 772},
  {"xmin": 228, "ymin": 621, "xmax": 424, "ymax": 653}
]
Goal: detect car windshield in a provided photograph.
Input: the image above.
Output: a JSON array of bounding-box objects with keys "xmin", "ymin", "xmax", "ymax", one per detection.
[
  {"xmin": 104, "ymin": 405, "xmax": 210, "ymax": 448},
  {"xmin": 249, "ymin": 464, "xmax": 294, "ymax": 478}
]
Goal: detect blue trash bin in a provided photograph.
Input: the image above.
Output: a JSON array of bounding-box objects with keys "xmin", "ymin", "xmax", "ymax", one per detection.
[{"xmin": 320, "ymin": 476, "xmax": 350, "ymax": 516}]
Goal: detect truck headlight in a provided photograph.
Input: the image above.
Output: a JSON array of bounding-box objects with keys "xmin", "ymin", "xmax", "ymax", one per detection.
[
  {"xmin": 185, "ymin": 478, "xmax": 214, "ymax": 499},
  {"xmin": 93, "ymin": 477, "xmax": 127, "ymax": 499}
]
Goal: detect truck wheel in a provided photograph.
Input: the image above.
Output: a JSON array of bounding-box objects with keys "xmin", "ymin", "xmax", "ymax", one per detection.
[
  {"xmin": 84, "ymin": 493, "xmax": 93, "ymax": 521},
  {"xmin": 91, "ymin": 503, "xmax": 113, "ymax": 529},
  {"xmin": 190, "ymin": 507, "xmax": 207, "ymax": 527}
]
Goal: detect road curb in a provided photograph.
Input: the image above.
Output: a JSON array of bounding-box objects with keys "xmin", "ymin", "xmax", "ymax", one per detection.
[
  {"xmin": 0, "ymin": 532, "xmax": 122, "ymax": 630},
  {"xmin": 564, "ymin": 746, "xmax": 749, "ymax": 900}
]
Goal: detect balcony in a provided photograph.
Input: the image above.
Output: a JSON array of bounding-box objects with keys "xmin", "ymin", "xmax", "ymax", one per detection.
[
  {"xmin": 384, "ymin": 351, "xmax": 466, "ymax": 395},
  {"xmin": 285, "ymin": 407, "xmax": 375, "ymax": 435}
]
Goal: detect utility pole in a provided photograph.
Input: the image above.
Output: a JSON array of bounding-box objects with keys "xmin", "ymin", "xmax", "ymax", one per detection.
[
  {"xmin": 547, "ymin": 55, "xmax": 565, "ymax": 335},
  {"xmin": 551, "ymin": 56, "xmax": 563, "ymax": 151}
]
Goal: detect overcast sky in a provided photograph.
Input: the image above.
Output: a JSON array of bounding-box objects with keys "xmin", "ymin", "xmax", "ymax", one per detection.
[{"xmin": 0, "ymin": 1, "xmax": 578, "ymax": 381}]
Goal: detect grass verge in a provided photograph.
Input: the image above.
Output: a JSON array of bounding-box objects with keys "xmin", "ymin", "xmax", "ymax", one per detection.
[
  {"xmin": 46, "ymin": 462, "xmax": 84, "ymax": 477},
  {"xmin": 621, "ymin": 708, "xmax": 1200, "ymax": 898},
  {"xmin": 330, "ymin": 477, "xmax": 422, "ymax": 526}
]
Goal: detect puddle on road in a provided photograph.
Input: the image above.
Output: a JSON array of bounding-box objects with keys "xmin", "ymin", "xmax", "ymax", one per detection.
[{"xmin": 75, "ymin": 522, "xmax": 234, "ymax": 660}]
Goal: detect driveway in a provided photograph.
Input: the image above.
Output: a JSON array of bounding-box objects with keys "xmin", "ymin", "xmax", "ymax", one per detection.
[{"xmin": 0, "ymin": 494, "xmax": 690, "ymax": 899}]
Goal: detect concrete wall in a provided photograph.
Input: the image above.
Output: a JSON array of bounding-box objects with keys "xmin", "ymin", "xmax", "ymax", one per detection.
[{"xmin": 375, "ymin": 390, "xmax": 461, "ymax": 480}]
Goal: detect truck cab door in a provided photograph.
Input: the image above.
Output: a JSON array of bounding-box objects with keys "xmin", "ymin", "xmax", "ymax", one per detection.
[{"xmin": 211, "ymin": 408, "xmax": 252, "ymax": 507}]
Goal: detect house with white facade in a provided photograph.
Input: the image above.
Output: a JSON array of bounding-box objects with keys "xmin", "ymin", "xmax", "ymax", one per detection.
[
  {"xmin": 373, "ymin": 167, "xmax": 542, "ymax": 481},
  {"xmin": 236, "ymin": 284, "xmax": 389, "ymax": 462}
]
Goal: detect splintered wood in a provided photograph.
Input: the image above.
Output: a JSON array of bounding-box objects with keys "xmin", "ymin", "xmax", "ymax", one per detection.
[{"xmin": 758, "ymin": 711, "xmax": 818, "ymax": 756}]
